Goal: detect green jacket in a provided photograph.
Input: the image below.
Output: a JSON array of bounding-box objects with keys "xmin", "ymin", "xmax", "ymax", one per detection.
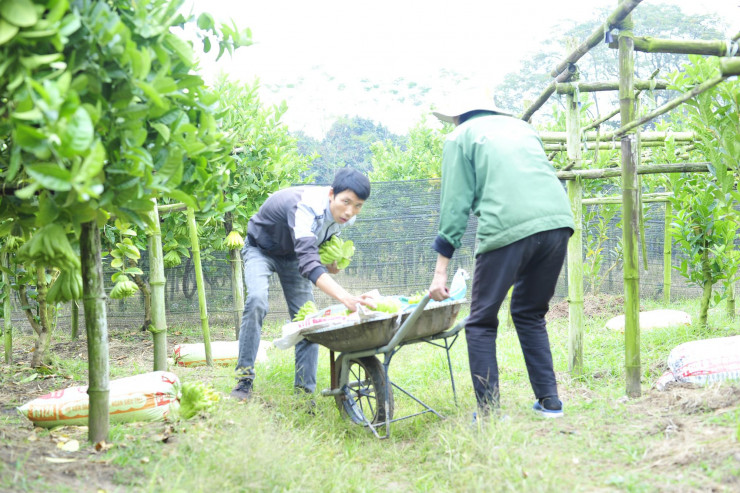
[{"xmin": 433, "ymin": 114, "xmax": 574, "ymax": 258}]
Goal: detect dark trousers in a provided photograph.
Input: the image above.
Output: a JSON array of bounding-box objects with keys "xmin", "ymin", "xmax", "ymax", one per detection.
[{"xmin": 465, "ymin": 227, "xmax": 571, "ymax": 409}]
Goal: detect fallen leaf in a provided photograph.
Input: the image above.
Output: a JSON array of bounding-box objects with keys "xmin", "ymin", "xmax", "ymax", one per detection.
[
  {"xmin": 27, "ymin": 433, "xmax": 38, "ymax": 442},
  {"xmin": 140, "ymin": 457, "xmax": 150, "ymax": 464},
  {"xmin": 58, "ymin": 439, "xmax": 80, "ymax": 452},
  {"xmin": 94, "ymin": 441, "xmax": 113, "ymax": 452},
  {"xmin": 20, "ymin": 373, "xmax": 38, "ymax": 383}
]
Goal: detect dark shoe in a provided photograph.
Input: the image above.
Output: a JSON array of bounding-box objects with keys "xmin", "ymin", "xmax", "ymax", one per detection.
[
  {"xmin": 533, "ymin": 396, "xmax": 563, "ymax": 418},
  {"xmin": 230, "ymin": 378, "xmax": 253, "ymax": 401}
]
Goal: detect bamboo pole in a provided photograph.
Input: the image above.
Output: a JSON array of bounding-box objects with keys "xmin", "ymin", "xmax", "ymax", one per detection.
[
  {"xmin": 720, "ymin": 57, "xmax": 740, "ymax": 76},
  {"xmin": 565, "ymin": 94, "xmax": 584, "ymax": 376},
  {"xmin": 556, "ymin": 79, "xmax": 668, "ymax": 94},
  {"xmin": 624, "ymin": 37, "xmax": 738, "ymax": 57},
  {"xmin": 557, "ymin": 162, "xmax": 709, "ymax": 181},
  {"xmin": 663, "ymin": 201, "xmax": 672, "ymax": 305},
  {"xmin": 605, "ymin": 74, "xmax": 728, "ymax": 139},
  {"xmin": 3, "ymin": 253, "xmax": 11, "ymax": 363},
  {"xmin": 81, "ymin": 221, "xmax": 109, "ymax": 443},
  {"xmin": 582, "ymin": 192, "xmax": 671, "ymax": 205},
  {"xmin": 582, "ymin": 69, "xmax": 661, "ymax": 132},
  {"xmin": 225, "ymin": 212, "xmax": 244, "ymax": 340},
  {"xmin": 539, "ymin": 131, "xmax": 694, "ymax": 142},
  {"xmin": 70, "ymin": 301, "xmax": 79, "ymax": 340},
  {"xmin": 186, "ymin": 207, "xmax": 213, "ymax": 366},
  {"xmin": 619, "ymin": 19, "xmax": 641, "ymax": 398},
  {"xmin": 520, "ymin": 64, "xmax": 577, "ymax": 122},
  {"xmin": 549, "ymin": 0, "xmax": 643, "ymax": 77},
  {"xmin": 148, "ymin": 200, "xmax": 168, "ymax": 371},
  {"xmin": 157, "ymin": 203, "xmax": 187, "ymax": 214},
  {"xmin": 544, "ymin": 140, "xmax": 691, "ymax": 152}
]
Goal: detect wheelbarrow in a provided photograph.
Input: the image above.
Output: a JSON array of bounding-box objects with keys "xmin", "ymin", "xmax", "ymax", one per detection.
[{"xmin": 303, "ymin": 295, "xmax": 467, "ymax": 438}]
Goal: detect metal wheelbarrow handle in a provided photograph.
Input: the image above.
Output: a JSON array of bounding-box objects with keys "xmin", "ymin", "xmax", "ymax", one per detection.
[{"xmin": 377, "ymin": 294, "xmax": 431, "ymax": 353}]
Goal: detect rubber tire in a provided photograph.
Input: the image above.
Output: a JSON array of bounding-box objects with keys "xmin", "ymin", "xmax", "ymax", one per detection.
[{"xmin": 334, "ymin": 355, "xmax": 394, "ymax": 425}]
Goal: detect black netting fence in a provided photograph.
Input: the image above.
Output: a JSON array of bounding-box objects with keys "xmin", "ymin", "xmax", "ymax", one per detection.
[{"xmin": 6, "ymin": 179, "xmax": 706, "ymax": 332}]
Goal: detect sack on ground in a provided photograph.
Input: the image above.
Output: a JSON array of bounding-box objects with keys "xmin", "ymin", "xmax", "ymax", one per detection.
[
  {"xmin": 656, "ymin": 335, "xmax": 740, "ymax": 390},
  {"xmin": 17, "ymin": 371, "xmax": 181, "ymax": 428},
  {"xmin": 605, "ymin": 309, "xmax": 691, "ymax": 332},
  {"xmin": 173, "ymin": 340, "xmax": 271, "ymax": 367}
]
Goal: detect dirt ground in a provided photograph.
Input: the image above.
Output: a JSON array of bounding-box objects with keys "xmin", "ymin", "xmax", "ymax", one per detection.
[{"xmin": 1, "ymin": 296, "xmax": 739, "ymax": 492}]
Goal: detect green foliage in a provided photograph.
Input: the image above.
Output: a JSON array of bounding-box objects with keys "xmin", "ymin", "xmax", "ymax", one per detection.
[
  {"xmin": 296, "ymin": 116, "xmax": 403, "ymax": 183},
  {"xmin": 665, "ymin": 55, "xmax": 740, "ymax": 324},
  {"xmin": 369, "ymin": 115, "xmax": 450, "ymax": 181}
]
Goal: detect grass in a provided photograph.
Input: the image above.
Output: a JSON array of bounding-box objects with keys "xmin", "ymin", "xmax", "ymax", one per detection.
[{"xmin": 3, "ymin": 296, "xmax": 740, "ymax": 492}]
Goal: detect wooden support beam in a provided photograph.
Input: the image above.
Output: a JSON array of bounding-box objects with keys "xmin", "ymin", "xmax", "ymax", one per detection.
[
  {"xmin": 556, "ymin": 79, "xmax": 668, "ymax": 94},
  {"xmin": 549, "ymin": 0, "xmax": 643, "ymax": 77}
]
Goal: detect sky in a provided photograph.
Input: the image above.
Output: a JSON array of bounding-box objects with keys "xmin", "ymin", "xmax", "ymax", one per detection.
[{"xmin": 183, "ymin": 0, "xmax": 739, "ymax": 137}]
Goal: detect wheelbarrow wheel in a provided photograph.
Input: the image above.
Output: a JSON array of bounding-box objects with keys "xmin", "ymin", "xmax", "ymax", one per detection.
[{"xmin": 335, "ymin": 356, "xmax": 394, "ymax": 425}]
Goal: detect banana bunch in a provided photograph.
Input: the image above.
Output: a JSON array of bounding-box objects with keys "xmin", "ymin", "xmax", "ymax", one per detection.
[
  {"xmin": 163, "ymin": 250, "xmax": 182, "ymax": 268},
  {"xmin": 110, "ymin": 275, "xmax": 139, "ymax": 299},
  {"xmin": 224, "ymin": 230, "xmax": 244, "ymax": 250},
  {"xmin": 406, "ymin": 291, "xmax": 426, "ymax": 305},
  {"xmin": 374, "ymin": 297, "xmax": 402, "ymax": 314},
  {"xmin": 178, "ymin": 381, "xmax": 220, "ymax": 420},
  {"xmin": 47, "ymin": 268, "xmax": 83, "ymax": 303},
  {"xmin": 319, "ymin": 236, "xmax": 355, "ymax": 269},
  {"xmin": 17, "ymin": 224, "xmax": 80, "ymax": 270},
  {"xmin": 293, "ymin": 300, "xmax": 318, "ymax": 321}
]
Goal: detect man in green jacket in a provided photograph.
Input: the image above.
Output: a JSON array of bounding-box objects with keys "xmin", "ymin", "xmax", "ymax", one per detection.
[{"xmin": 428, "ymin": 99, "xmax": 574, "ymax": 419}]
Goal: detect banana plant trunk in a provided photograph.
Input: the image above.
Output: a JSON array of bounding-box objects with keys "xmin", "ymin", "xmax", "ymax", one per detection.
[
  {"xmin": 148, "ymin": 201, "xmax": 168, "ymax": 371},
  {"xmin": 81, "ymin": 221, "xmax": 109, "ymax": 444},
  {"xmin": 3, "ymin": 253, "xmax": 11, "ymax": 363},
  {"xmin": 619, "ymin": 16, "xmax": 641, "ymax": 398},
  {"xmin": 186, "ymin": 207, "xmax": 213, "ymax": 366}
]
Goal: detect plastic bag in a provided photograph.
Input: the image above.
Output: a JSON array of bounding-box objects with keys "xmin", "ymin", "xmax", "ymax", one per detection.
[
  {"xmin": 448, "ymin": 268, "xmax": 469, "ymax": 301},
  {"xmin": 173, "ymin": 340, "xmax": 271, "ymax": 367}
]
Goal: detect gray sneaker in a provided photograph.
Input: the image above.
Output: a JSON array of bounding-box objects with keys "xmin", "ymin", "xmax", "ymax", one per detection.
[{"xmin": 230, "ymin": 378, "xmax": 253, "ymax": 401}]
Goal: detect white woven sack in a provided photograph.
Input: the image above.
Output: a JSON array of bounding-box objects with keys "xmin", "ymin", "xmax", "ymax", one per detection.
[
  {"xmin": 605, "ymin": 309, "xmax": 691, "ymax": 332},
  {"xmin": 17, "ymin": 371, "xmax": 181, "ymax": 428},
  {"xmin": 667, "ymin": 335, "xmax": 740, "ymax": 386}
]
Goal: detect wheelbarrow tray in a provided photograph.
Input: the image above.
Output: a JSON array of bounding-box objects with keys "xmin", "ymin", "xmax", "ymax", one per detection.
[{"xmin": 303, "ymin": 299, "xmax": 466, "ymax": 353}]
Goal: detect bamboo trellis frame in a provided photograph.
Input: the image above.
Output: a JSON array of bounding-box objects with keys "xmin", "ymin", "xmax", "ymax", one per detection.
[{"xmin": 519, "ymin": 0, "xmax": 737, "ymax": 396}]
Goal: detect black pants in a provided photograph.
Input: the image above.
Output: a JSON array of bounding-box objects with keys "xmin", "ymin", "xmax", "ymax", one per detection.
[{"xmin": 466, "ymin": 227, "xmax": 571, "ymax": 409}]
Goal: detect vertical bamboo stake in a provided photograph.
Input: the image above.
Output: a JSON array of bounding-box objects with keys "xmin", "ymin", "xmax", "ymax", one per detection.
[
  {"xmin": 3, "ymin": 253, "xmax": 12, "ymax": 363},
  {"xmin": 81, "ymin": 221, "xmax": 109, "ymax": 443},
  {"xmin": 619, "ymin": 15, "xmax": 641, "ymax": 398},
  {"xmin": 566, "ymin": 93, "xmax": 584, "ymax": 375},
  {"xmin": 663, "ymin": 201, "xmax": 672, "ymax": 304},
  {"xmin": 186, "ymin": 207, "xmax": 213, "ymax": 366},
  {"xmin": 71, "ymin": 301, "xmax": 79, "ymax": 340},
  {"xmin": 225, "ymin": 212, "xmax": 244, "ymax": 340},
  {"xmin": 148, "ymin": 200, "xmax": 168, "ymax": 371},
  {"xmin": 727, "ymin": 282, "xmax": 735, "ymax": 320}
]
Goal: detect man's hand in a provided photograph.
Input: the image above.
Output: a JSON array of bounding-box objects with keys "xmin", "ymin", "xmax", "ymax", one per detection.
[
  {"xmin": 428, "ymin": 253, "xmax": 451, "ymax": 301},
  {"xmin": 428, "ymin": 271, "xmax": 450, "ymax": 301},
  {"xmin": 341, "ymin": 293, "xmax": 377, "ymax": 312},
  {"xmin": 325, "ymin": 261, "xmax": 340, "ymax": 274}
]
